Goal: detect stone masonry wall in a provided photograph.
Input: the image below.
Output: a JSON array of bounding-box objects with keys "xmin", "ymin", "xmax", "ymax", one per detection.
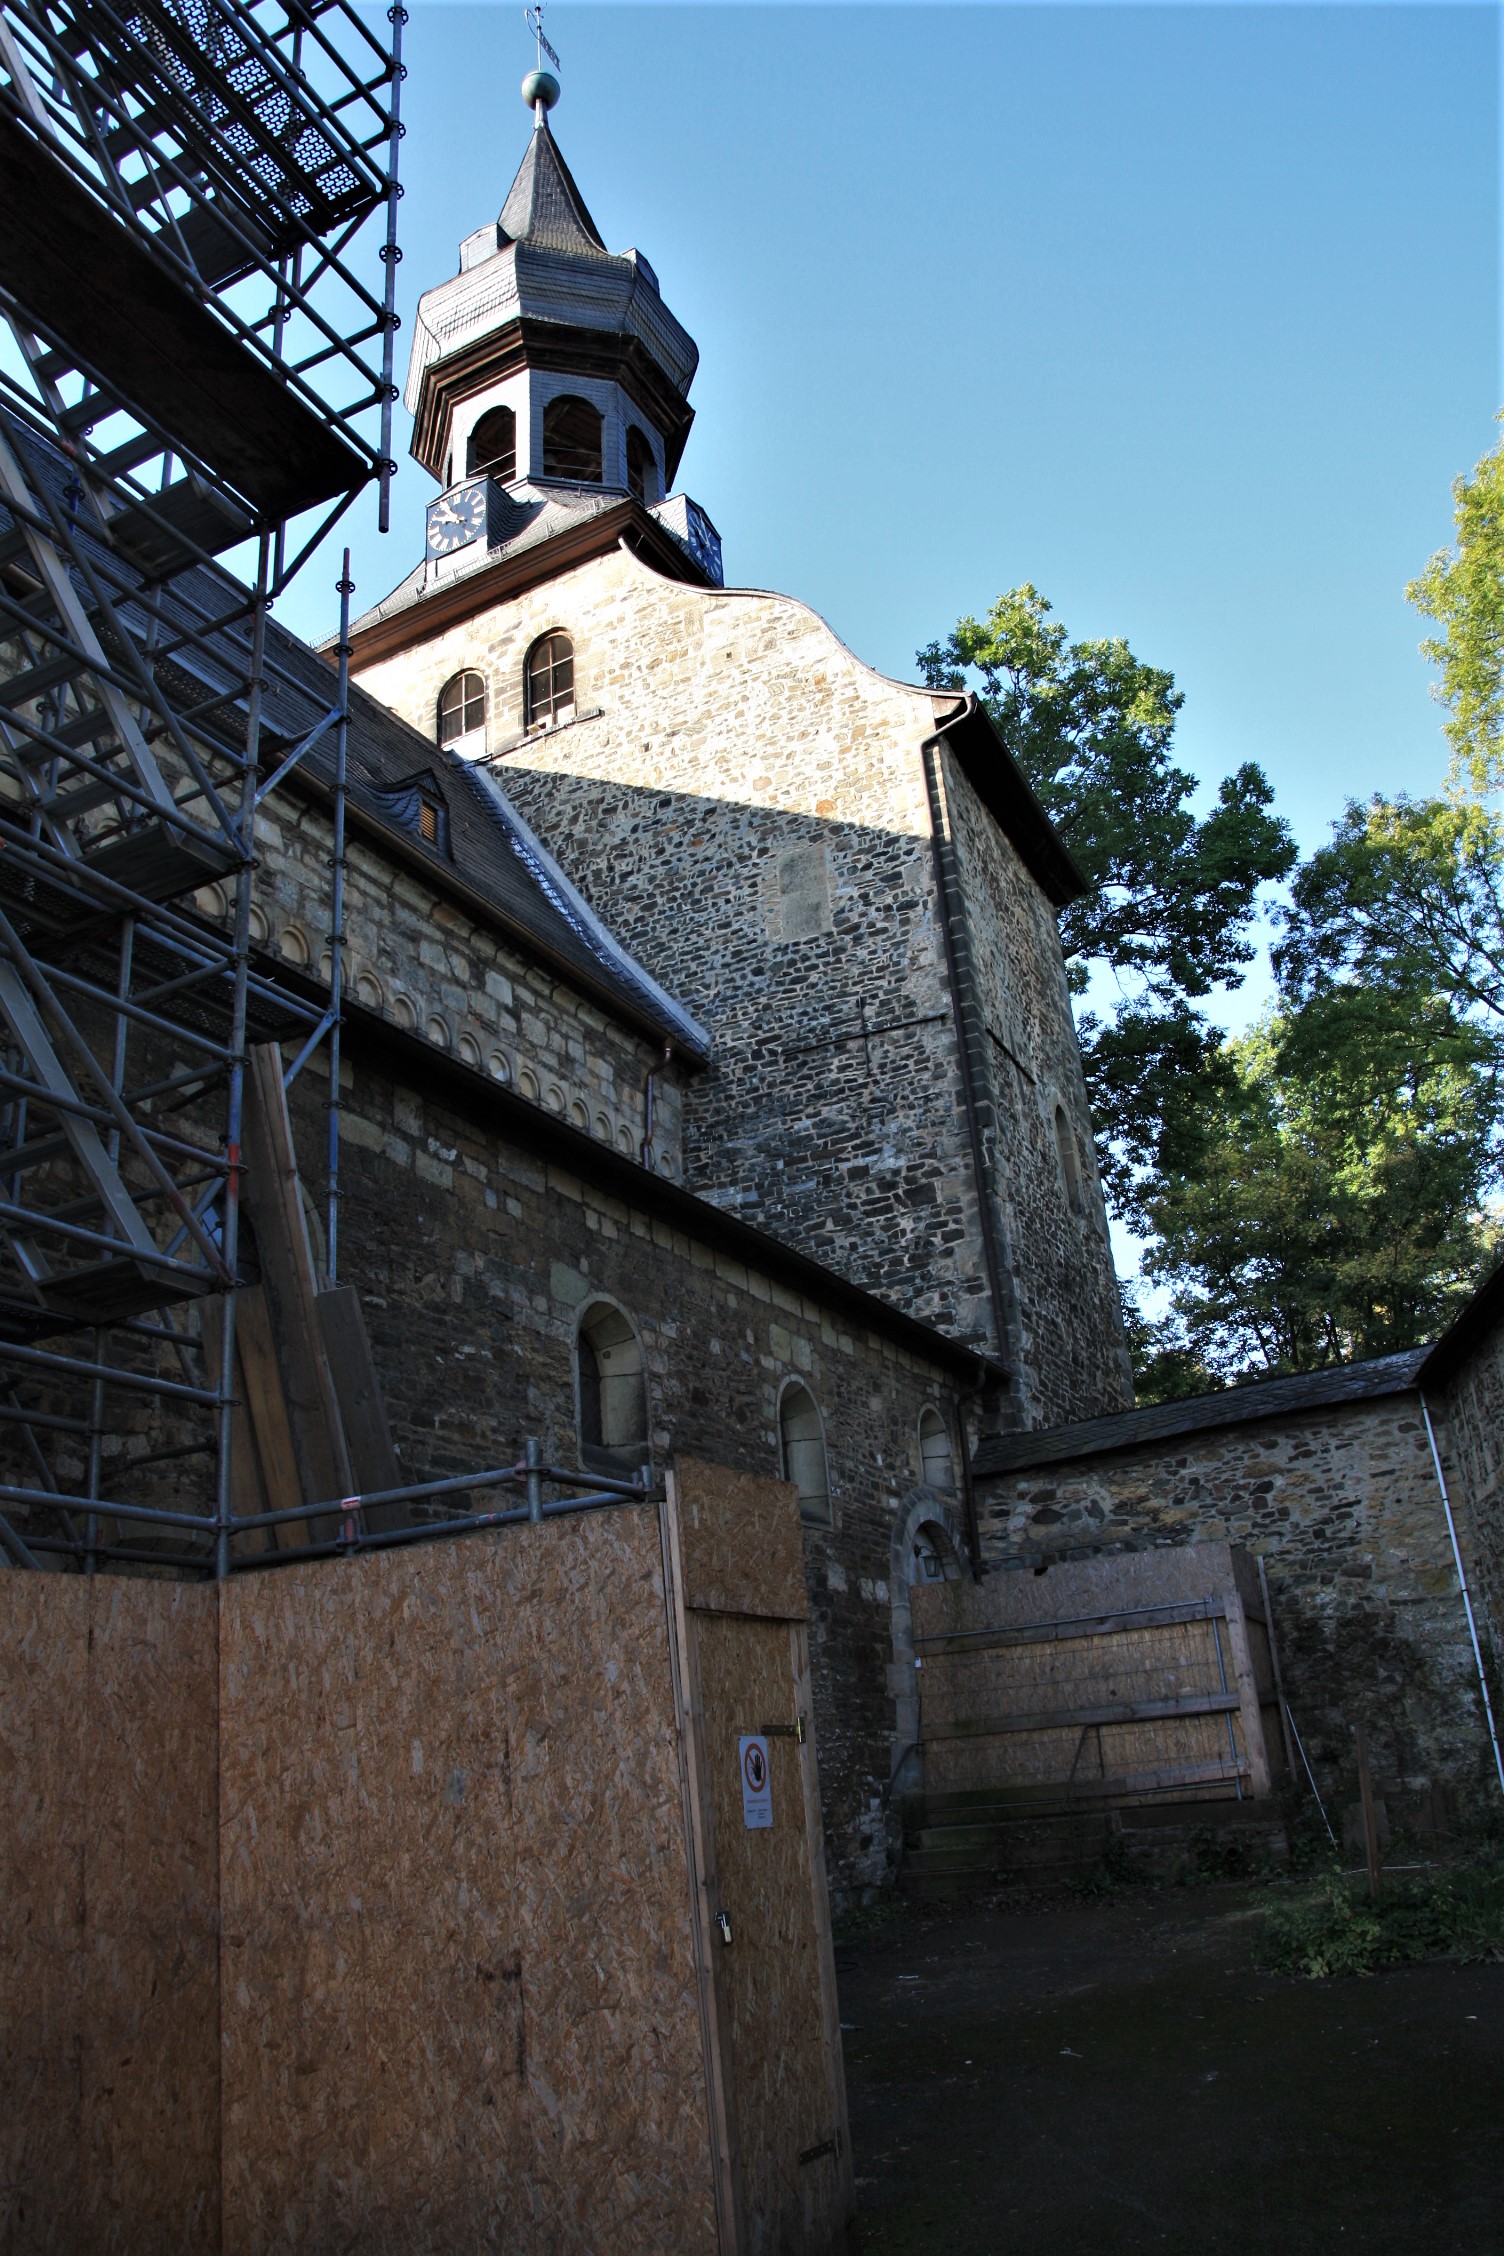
[
  {"xmin": 941, "ymin": 747, "xmax": 1132, "ymax": 1419},
  {"xmin": 973, "ymin": 1396, "xmax": 1495, "ymax": 1820},
  {"xmin": 350, "ymin": 544, "xmax": 1127, "ymax": 1425},
  {"xmin": 293, "ymin": 1029, "xmax": 967, "ymax": 1907},
  {"xmin": 1438, "ymin": 1318, "xmax": 1504, "ymax": 1704},
  {"xmin": 230, "ymin": 779, "xmax": 686, "ymax": 1179}
]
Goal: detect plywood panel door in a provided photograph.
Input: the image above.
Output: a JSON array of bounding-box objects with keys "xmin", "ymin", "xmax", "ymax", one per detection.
[{"xmin": 689, "ymin": 1610, "xmax": 851, "ymax": 2256}]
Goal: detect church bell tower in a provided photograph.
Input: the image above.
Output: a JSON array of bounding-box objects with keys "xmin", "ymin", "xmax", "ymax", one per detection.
[{"xmin": 405, "ymin": 69, "xmax": 721, "ymax": 586}]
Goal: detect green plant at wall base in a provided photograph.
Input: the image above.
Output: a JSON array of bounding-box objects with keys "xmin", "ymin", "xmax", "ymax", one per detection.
[{"xmin": 1260, "ymin": 1860, "xmax": 1504, "ymax": 1979}]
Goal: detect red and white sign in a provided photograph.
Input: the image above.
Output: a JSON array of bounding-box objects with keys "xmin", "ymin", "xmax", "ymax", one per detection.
[{"xmin": 739, "ymin": 1734, "xmax": 772, "ymax": 1829}]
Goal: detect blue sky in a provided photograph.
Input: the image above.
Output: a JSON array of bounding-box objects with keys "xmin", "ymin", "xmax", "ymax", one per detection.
[
  {"xmin": 301, "ymin": 3, "xmax": 1497, "ymax": 872},
  {"xmin": 306, "ymin": 3, "xmax": 1498, "ymax": 863}
]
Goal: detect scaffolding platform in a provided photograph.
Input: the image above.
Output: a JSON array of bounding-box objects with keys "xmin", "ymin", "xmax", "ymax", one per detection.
[{"xmin": 0, "ymin": 111, "xmax": 368, "ymax": 521}]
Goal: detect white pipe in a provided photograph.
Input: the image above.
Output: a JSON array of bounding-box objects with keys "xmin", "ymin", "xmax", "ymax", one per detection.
[{"xmin": 1420, "ymin": 1392, "xmax": 1504, "ymax": 1801}]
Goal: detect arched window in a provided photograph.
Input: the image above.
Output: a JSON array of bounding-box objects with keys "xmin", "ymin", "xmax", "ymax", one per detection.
[
  {"xmin": 467, "ymin": 404, "xmax": 516, "ymax": 482},
  {"xmin": 918, "ymin": 1407, "xmax": 955, "ymax": 1494},
  {"xmin": 525, "ymin": 632, "xmax": 575, "ymax": 732},
  {"xmin": 577, "ymin": 1301, "xmax": 649, "ymax": 1475},
  {"xmin": 1054, "ymin": 1104, "xmax": 1084, "ymax": 1216},
  {"xmin": 626, "ymin": 426, "xmax": 657, "ymax": 504},
  {"xmin": 779, "ymin": 1382, "xmax": 830, "ymax": 1526},
  {"xmin": 542, "ymin": 394, "xmax": 603, "ymax": 483},
  {"xmin": 437, "ymin": 670, "xmax": 485, "ymax": 752}
]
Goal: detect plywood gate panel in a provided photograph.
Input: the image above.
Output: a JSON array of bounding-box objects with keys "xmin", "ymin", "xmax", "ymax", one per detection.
[
  {"xmin": 220, "ymin": 1554, "xmax": 370, "ymax": 2247},
  {"xmin": 667, "ymin": 1458, "xmax": 852, "ymax": 2256},
  {"xmin": 83, "ymin": 1580, "xmax": 220, "ymax": 2253},
  {"xmin": 692, "ymin": 1614, "xmax": 846, "ymax": 2255},
  {"xmin": 0, "ymin": 1574, "xmax": 219, "ymax": 2256},
  {"xmin": 671, "ymin": 1459, "xmax": 807, "ymax": 1622},
  {"xmin": 913, "ymin": 1544, "xmax": 1275, "ymax": 1805},
  {"xmin": 218, "ymin": 1510, "xmax": 720, "ymax": 2256}
]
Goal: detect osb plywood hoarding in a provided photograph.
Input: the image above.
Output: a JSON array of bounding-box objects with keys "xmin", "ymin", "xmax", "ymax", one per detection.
[
  {"xmin": 219, "ymin": 1509, "xmax": 721, "ymax": 2255},
  {"xmin": 671, "ymin": 1457, "xmax": 807, "ymax": 1621},
  {"xmin": 667, "ymin": 1459, "xmax": 853, "ymax": 2256},
  {"xmin": 2, "ymin": 1470, "xmax": 851, "ymax": 2256},
  {"xmin": 0, "ymin": 1573, "xmax": 220, "ymax": 2255},
  {"xmin": 912, "ymin": 1541, "xmax": 1277, "ymax": 1804}
]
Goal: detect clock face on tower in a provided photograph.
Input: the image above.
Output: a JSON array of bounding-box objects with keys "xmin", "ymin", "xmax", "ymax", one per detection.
[{"xmin": 425, "ymin": 480, "xmax": 488, "ymax": 558}]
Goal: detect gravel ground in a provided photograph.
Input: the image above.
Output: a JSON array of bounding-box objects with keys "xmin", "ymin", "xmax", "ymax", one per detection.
[{"xmin": 835, "ymin": 1881, "xmax": 1504, "ymax": 2255}]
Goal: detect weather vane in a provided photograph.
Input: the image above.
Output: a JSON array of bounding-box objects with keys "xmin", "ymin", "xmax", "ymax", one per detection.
[{"xmin": 525, "ymin": 5, "xmax": 560, "ymax": 74}]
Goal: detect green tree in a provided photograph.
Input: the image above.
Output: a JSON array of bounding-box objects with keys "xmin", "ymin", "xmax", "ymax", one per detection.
[
  {"xmin": 1276, "ymin": 793, "xmax": 1504, "ymax": 1056},
  {"xmin": 917, "ymin": 586, "xmax": 1294, "ymax": 1208},
  {"xmin": 1408, "ymin": 415, "xmax": 1504, "ymax": 796},
  {"xmin": 1137, "ymin": 992, "xmax": 1501, "ymax": 1385}
]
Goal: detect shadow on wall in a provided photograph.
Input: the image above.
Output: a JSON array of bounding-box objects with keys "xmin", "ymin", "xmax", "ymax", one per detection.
[{"xmin": 483, "ymin": 760, "xmax": 1119, "ymax": 1406}]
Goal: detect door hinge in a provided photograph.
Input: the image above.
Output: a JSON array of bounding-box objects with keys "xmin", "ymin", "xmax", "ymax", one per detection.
[{"xmin": 759, "ymin": 1715, "xmax": 805, "ymax": 1743}]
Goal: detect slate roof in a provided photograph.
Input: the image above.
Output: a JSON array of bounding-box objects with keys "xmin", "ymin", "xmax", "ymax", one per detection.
[
  {"xmin": 1417, "ymin": 1255, "xmax": 1504, "ymax": 1388},
  {"xmin": 405, "ymin": 123, "xmax": 697, "ymax": 420},
  {"xmin": 0, "ymin": 410, "xmax": 707, "ymax": 1058},
  {"xmin": 971, "ymin": 1348, "xmax": 1431, "ymax": 1478},
  {"xmin": 499, "ymin": 121, "xmax": 607, "ymax": 255}
]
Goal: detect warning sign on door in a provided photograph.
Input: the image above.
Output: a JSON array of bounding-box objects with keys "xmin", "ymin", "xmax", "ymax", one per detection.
[{"xmin": 739, "ymin": 1734, "xmax": 772, "ymax": 1829}]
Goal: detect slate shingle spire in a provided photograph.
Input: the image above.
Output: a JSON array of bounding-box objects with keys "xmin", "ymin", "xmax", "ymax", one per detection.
[{"xmin": 498, "ymin": 117, "xmax": 606, "ymax": 256}]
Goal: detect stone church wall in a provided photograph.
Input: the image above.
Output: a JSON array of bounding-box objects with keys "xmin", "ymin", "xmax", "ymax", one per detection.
[
  {"xmin": 243, "ymin": 776, "xmax": 686, "ymax": 1179},
  {"xmin": 294, "ymin": 1025, "xmax": 966, "ymax": 1906},
  {"xmin": 940, "ymin": 747, "xmax": 1131, "ymax": 1424},
  {"xmin": 973, "ymin": 1391, "xmax": 1496, "ymax": 1821},
  {"xmin": 351, "ymin": 546, "xmax": 1126, "ymax": 1423}
]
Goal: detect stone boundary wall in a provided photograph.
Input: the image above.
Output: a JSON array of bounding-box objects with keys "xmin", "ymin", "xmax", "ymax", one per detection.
[
  {"xmin": 973, "ymin": 1389, "xmax": 1495, "ymax": 1820},
  {"xmin": 1436, "ymin": 1327, "xmax": 1504, "ymax": 1708}
]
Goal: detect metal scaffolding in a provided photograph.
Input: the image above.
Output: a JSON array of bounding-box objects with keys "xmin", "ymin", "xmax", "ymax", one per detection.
[{"xmin": 0, "ymin": 0, "xmax": 406, "ymax": 1573}]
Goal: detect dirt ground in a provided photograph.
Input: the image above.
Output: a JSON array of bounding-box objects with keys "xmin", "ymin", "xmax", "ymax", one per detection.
[{"xmin": 836, "ymin": 1880, "xmax": 1504, "ymax": 2255}]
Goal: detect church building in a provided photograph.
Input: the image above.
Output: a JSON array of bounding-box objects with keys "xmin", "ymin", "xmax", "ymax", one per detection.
[{"xmin": 345, "ymin": 78, "xmax": 1132, "ymax": 1436}]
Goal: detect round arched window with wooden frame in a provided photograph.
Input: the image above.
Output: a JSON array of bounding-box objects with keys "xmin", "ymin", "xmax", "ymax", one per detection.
[
  {"xmin": 525, "ymin": 632, "xmax": 575, "ymax": 733},
  {"xmin": 779, "ymin": 1381, "xmax": 831, "ymax": 1526},
  {"xmin": 918, "ymin": 1406, "xmax": 955, "ymax": 1494},
  {"xmin": 467, "ymin": 403, "xmax": 516, "ymax": 482},
  {"xmin": 437, "ymin": 670, "xmax": 486, "ymax": 752},
  {"xmin": 576, "ymin": 1300, "xmax": 649, "ymax": 1476}
]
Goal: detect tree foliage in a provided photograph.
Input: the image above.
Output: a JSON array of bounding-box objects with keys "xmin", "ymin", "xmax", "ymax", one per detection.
[
  {"xmin": 1407, "ymin": 415, "xmax": 1504, "ymax": 796},
  {"xmin": 917, "ymin": 585, "xmax": 1294, "ymax": 1209},
  {"xmin": 1277, "ymin": 794, "xmax": 1504, "ymax": 1048},
  {"xmin": 1136, "ymin": 992, "xmax": 1501, "ymax": 1384},
  {"xmin": 1135, "ymin": 797, "xmax": 1504, "ymax": 1389}
]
